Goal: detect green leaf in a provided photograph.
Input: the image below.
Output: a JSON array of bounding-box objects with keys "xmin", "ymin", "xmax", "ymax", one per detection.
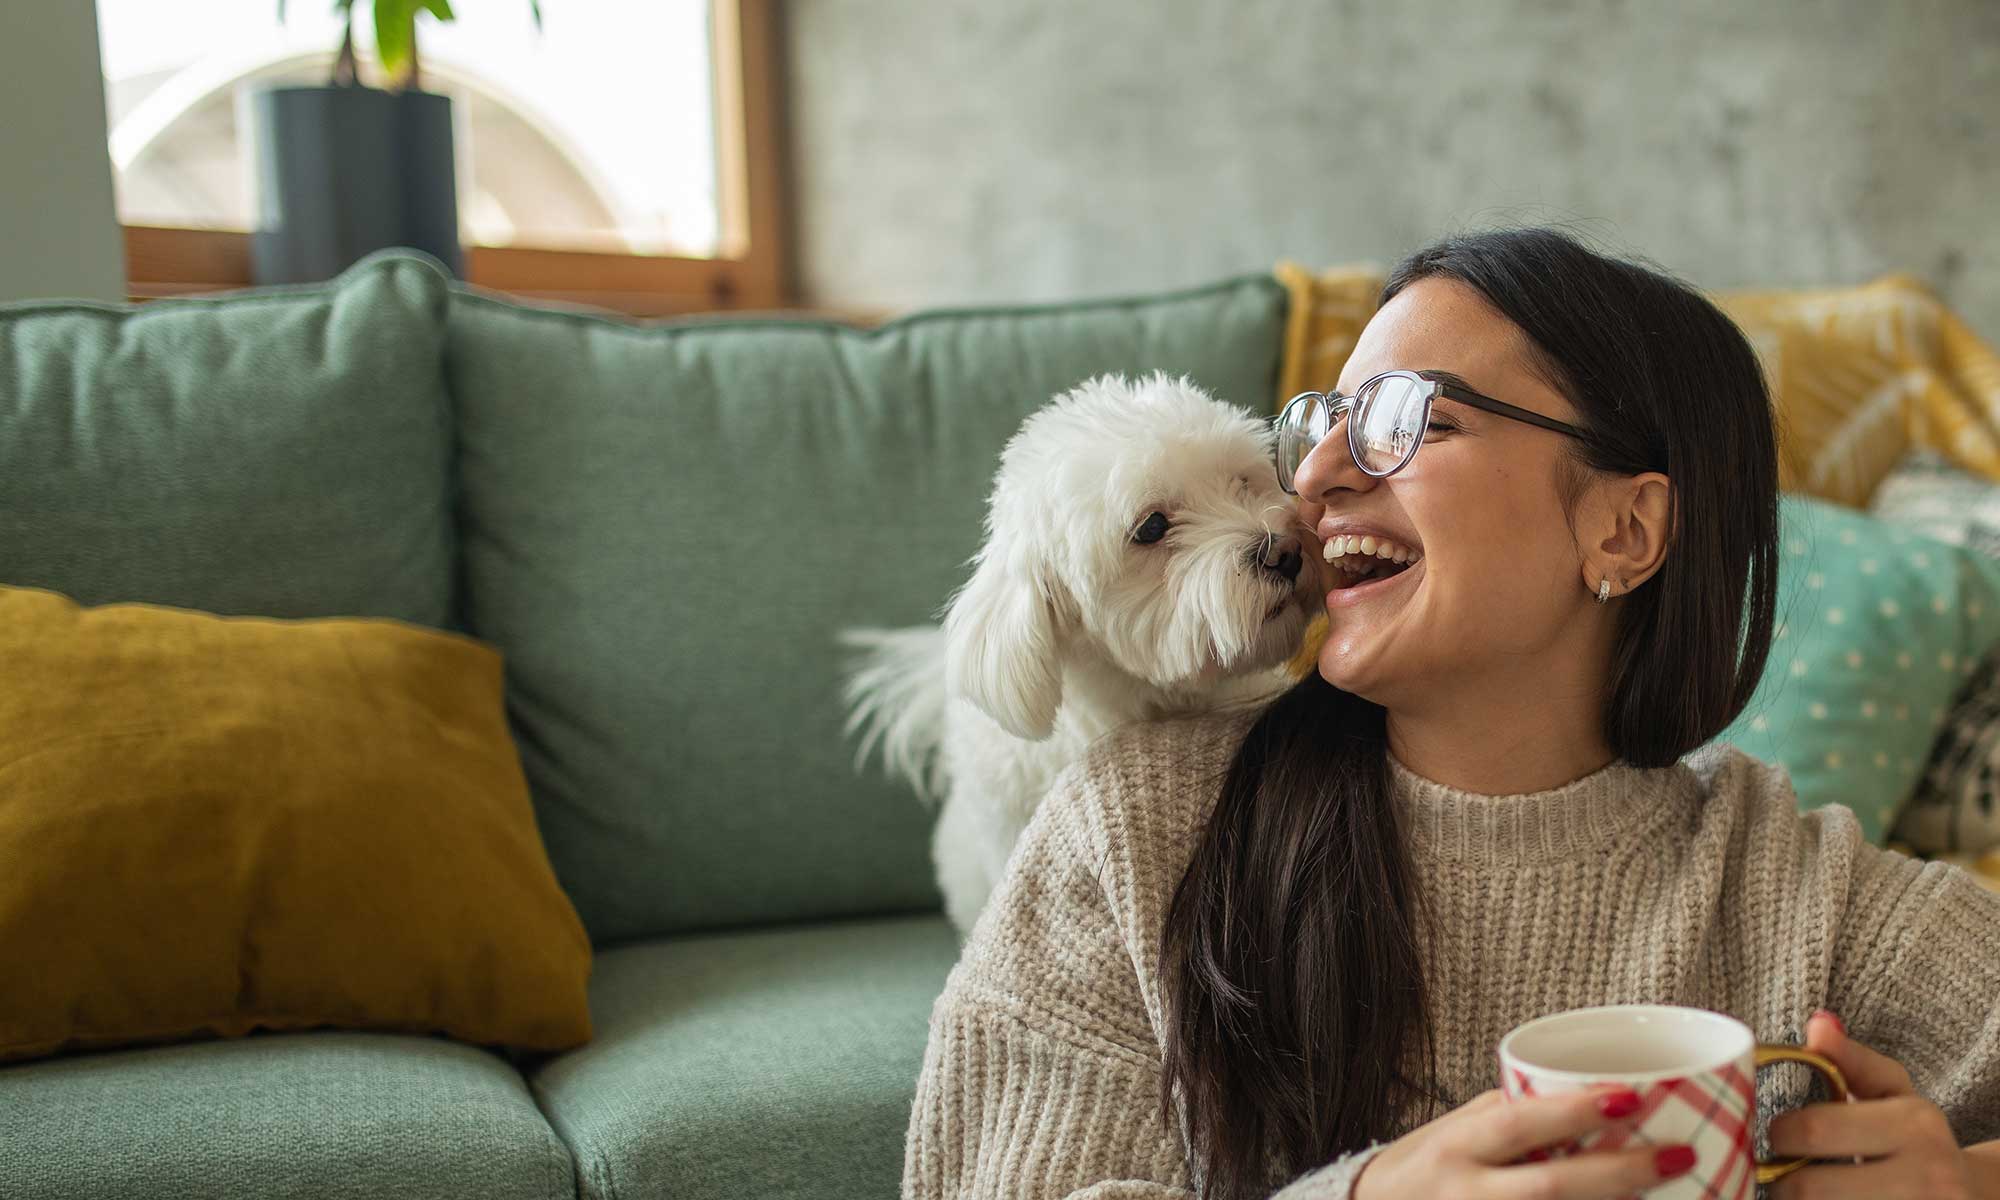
[
  {"xmin": 374, "ymin": 0, "xmax": 453, "ymax": 85},
  {"xmin": 528, "ymin": 0, "xmax": 543, "ymax": 31},
  {"xmin": 374, "ymin": 0, "xmax": 417, "ymax": 78}
]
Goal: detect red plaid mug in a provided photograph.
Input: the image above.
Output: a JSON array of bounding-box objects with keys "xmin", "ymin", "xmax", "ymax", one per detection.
[{"xmin": 1498, "ymin": 1005, "xmax": 1850, "ymax": 1198}]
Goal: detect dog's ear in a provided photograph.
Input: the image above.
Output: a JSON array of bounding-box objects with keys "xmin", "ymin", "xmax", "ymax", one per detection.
[{"xmin": 943, "ymin": 543, "xmax": 1074, "ymax": 741}]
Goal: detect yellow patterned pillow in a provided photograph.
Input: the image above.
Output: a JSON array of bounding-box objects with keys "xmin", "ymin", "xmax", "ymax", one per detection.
[
  {"xmin": 1716, "ymin": 276, "xmax": 2000, "ymax": 506},
  {"xmin": 1273, "ymin": 261, "xmax": 2000, "ymax": 509}
]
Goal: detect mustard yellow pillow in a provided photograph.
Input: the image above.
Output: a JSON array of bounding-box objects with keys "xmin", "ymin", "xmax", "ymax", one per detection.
[{"xmin": 0, "ymin": 584, "xmax": 592, "ymax": 1062}]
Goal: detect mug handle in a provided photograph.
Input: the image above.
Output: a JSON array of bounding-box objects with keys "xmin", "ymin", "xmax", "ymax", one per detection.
[{"xmin": 1753, "ymin": 1045, "xmax": 1851, "ymax": 1184}]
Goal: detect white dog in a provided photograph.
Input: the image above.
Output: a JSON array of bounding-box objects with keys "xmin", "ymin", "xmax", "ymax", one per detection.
[{"xmin": 840, "ymin": 372, "xmax": 1326, "ymax": 938}]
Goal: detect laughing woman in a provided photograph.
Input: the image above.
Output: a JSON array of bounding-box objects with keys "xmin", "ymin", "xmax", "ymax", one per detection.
[{"xmin": 900, "ymin": 227, "xmax": 2000, "ymax": 1200}]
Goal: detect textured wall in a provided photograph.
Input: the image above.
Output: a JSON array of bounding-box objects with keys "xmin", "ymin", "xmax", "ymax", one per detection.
[
  {"xmin": 785, "ymin": 0, "xmax": 1999, "ymax": 336},
  {"xmin": 0, "ymin": 1, "xmax": 124, "ymax": 303}
]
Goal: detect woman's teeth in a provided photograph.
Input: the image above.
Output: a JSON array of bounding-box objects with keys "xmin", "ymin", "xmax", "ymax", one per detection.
[{"xmin": 1321, "ymin": 534, "xmax": 1420, "ymax": 568}]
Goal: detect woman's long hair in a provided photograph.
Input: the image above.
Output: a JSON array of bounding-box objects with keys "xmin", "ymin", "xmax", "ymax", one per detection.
[{"xmin": 1156, "ymin": 227, "xmax": 1781, "ymax": 1198}]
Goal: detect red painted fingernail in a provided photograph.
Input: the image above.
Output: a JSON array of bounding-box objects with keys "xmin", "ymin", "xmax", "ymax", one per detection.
[
  {"xmin": 1813, "ymin": 1008, "xmax": 1846, "ymax": 1035},
  {"xmin": 1596, "ymin": 1089, "xmax": 1642, "ymax": 1119},
  {"xmin": 1655, "ymin": 1145, "xmax": 1698, "ymax": 1178}
]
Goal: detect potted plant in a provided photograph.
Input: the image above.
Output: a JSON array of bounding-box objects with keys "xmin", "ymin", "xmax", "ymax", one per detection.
[{"xmin": 252, "ymin": 1, "xmax": 541, "ymax": 283}]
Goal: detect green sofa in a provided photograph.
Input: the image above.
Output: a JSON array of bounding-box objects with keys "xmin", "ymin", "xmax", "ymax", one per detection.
[{"xmin": 0, "ymin": 250, "xmax": 1291, "ymax": 1200}]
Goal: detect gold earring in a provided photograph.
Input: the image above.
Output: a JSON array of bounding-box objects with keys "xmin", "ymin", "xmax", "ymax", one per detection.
[{"xmin": 1596, "ymin": 578, "xmax": 1612, "ymax": 604}]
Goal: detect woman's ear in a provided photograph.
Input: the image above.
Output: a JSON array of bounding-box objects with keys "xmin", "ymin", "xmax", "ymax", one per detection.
[
  {"xmin": 1581, "ymin": 471, "xmax": 1673, "ymax": 598},
  {"xmin": 943, "ymin": 539, "xmax": 1075, "ymax": 740}
]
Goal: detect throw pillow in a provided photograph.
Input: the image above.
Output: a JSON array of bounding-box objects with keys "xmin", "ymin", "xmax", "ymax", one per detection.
[
  {"xmin": 1890, "ymin": 652, "xmax": 2000, "ymax": 855},
  {"xmin": 0, "ymin": 584, "xmax": 592, "ymax": 1063},
  {"xmin": 1870, "ymin": 449, "xmax": 2000, "ymax": 856},
  {"xmin": 1716, "ymin": 496, "xmax": 2000, "ymax": 842},
  {"xmin": 1275, "ymin": 262, "xmax": 1387, "ymax": 410},
  {"xmin": 1870, "ymin": 448, "xmax": 2000, "ymax": 560},
  {"xmin": 1713, "ymin": 275, "xmax": 2000, "ymax": 507}
]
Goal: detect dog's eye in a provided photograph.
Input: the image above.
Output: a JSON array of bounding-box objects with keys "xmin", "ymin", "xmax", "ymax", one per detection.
[{"xmin": 1132, "ymin": 512, "xmax": 1171, "ymax": 545}]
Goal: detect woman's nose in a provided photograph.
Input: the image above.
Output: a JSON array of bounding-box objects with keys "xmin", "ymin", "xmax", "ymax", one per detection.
[{"xmin": 1291, "ymin": 424, "xmax": 1378, "ymax": 502}]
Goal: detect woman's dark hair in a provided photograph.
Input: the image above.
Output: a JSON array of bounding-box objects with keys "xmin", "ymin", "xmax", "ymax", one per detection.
[{"xmin": 1156, "ymin": 226, "xmax": 1781, "ymax": 1198}]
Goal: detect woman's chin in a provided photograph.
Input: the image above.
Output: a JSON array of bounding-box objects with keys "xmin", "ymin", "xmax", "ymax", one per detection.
[{"xmin": 1316, "ymin": 639, "xmax": 1383, "ymax": 699}]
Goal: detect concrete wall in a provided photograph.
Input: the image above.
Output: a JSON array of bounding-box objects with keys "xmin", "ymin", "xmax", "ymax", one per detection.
[
  {"xmin": 785, "ymin": 1, "xmax": 2000, "ymax": 337},
  {"xmin": 0, "ymin": 1, "xmax": 124, "ymax": 303}
]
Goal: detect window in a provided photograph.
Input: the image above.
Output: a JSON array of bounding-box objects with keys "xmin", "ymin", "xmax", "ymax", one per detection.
[{"xmin": 97, "ymin": 0, "xmax": 788, "ymax": 315}]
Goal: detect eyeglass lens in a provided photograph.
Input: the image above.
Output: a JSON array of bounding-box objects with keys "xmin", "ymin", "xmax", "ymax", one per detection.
[
  {"xmin": 1352, "ymin": 374, "xmax": 1426, "ymax": 475},
  {"xmin": 1276, "ymin": 394, "xmax": 1327, "ymax": 492},
  {"xmin": 1277, "ymin": 374, "xmax": 1429, "ymax": 490}
]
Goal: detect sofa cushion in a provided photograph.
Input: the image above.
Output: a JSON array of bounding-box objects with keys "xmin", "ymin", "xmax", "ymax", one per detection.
[
  {"xmin": 0, "ymin": 1031, "xmax": 574, "ymax": 1200},
  {"xmin": 1872, "ymin": 450, "xmax": 2000, "ymax": 857},
  {"xmin": 529, "ymin": 913, "xmax": 958, "ymax": 1200},
  {"xmin": 446, "ymin": 275, "xmax": 1288, "ymax": 941},
  {"xmin": 0, "ymin": 250, "xmax": 455, "ymax": 627}
]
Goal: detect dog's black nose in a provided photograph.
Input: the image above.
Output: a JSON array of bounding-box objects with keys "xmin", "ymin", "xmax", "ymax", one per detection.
[{"xmin": 1259, "ymin": 534, "xmax": 1302, "ymax": 582}]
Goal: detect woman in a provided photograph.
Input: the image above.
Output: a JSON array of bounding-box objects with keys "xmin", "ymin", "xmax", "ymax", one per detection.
[{"xmin": 900, "ymin": 228, "xmax": 2000, "ymax": 1199}]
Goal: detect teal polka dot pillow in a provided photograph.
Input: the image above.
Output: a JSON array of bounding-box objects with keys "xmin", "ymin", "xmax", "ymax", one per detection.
[{"xmin": 1713, "ymin": 494, "xmax": 2000, "ymax": 842}]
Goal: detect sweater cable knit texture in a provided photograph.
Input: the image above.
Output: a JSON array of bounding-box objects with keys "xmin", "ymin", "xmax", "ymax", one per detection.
[{"xmin": 901, "ymin": 709, "xmax": 2000, "ymax": 1199}]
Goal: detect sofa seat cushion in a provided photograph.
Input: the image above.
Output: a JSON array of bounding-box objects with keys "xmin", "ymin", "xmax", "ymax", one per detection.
[
  {"xmin": 0, "ymin": 249, "xmax": 455, "ymax": 628},
  {"xmin": 446, "ymin": 275, "xmax": 1288, "ymax": 941},
  {"xmin": 530, "ymin": 913, "xmax": 959, "ymax": 1200},
  {"xmin": 0, "ymin": 1031, "xmax": 574, "ymax": 1200}
]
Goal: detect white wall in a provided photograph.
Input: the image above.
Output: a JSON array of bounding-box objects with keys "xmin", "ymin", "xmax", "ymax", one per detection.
[{"xmin": 0, "ymin": 2, "xmax": 125, "ymax": 303}]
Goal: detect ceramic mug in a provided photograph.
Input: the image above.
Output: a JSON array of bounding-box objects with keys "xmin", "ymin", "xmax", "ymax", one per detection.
[{"xmin": 1498, "ymin": 1005, "xmax": 1849, "ymax": 1199}]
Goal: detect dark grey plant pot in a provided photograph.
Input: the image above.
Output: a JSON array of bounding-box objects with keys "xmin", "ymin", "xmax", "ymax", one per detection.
[{"xmin": 249, "ymin": 85, "xmax": 463, "ymax": 284}]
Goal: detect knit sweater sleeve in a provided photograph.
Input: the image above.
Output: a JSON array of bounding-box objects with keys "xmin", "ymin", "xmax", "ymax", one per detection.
[
  {"xmin": 901, "ymin": 747, "xmax": 1382, "ymax": 1199},
  {"xmin": 1826, "ymin": 831, "xmax": 2000, "ymax": 1144}
]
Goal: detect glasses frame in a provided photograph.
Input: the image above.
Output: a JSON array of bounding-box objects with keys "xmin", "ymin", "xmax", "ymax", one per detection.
[{"xmin": 1275, "ymin": 369, "xmax": 1590, "ymax": 492}]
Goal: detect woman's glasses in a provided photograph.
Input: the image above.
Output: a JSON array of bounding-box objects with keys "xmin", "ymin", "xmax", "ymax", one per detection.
[{"xmin": 1274, "ymin": 369, "xmax": 1590, "ymax": 492}]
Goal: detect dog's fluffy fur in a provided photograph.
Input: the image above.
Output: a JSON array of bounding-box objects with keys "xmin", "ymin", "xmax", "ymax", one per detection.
[{"xmin": 841, "ymin": 372, "xmax": 1324, "ymax": 938}]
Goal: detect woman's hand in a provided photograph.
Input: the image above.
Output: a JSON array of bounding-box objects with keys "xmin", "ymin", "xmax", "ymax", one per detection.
[
  {"xmin": 1766, "ymin": 1009, "xmax": 1983, "ymax": 1198},
  {"xmin": 1350, "ymin": 1084, "xmax": 1697, "ymax": 1200}
]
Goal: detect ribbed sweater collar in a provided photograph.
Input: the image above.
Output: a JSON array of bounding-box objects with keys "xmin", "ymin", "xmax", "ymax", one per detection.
[{"xmin": 1386, "ymin": 749, "xmax": 1691, "ymax": 866}]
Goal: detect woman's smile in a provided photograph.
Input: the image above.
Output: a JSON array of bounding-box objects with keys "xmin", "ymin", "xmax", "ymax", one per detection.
[
  {"xmin": 1325, "ymin": 555, "xmax": 1422, "ymax": 607},
  {"xmin": 1314, "ymin": 522, "xmax": 1424, "ymax": 605}
]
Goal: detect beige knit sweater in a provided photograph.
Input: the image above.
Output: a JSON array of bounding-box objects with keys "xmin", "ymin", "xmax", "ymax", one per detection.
[{"xmin": 901, "ymin": 708, "xmax": 2000, "ymax": 1199}]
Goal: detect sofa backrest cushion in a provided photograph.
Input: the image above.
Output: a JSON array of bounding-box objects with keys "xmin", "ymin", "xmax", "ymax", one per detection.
[
  {"xmin": 0, "ymin": 251, "xmax": 455, "ymax": 627},
  {"xmin": 446, "ymin": 276, "xmax": 1289, "ymax": 942}
]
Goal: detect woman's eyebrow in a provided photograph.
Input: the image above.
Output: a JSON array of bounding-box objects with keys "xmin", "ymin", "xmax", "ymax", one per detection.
[{"xmin": 1419, "ymin": 368, "xmax": 1478, "ymax": 391}]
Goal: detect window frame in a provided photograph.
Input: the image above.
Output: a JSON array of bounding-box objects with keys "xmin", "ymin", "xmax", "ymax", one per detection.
[{"xmin": 119, "ymin": 0, "xmax": 790, "ymax": 317}]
